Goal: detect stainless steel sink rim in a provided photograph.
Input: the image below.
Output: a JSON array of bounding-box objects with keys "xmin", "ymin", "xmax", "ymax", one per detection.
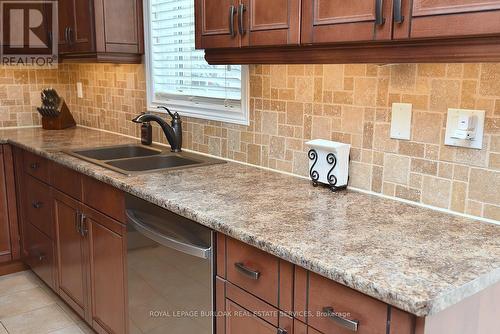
[{"xmin": 64, "ymin": 144, "xmax": 225, "ymax": 176}]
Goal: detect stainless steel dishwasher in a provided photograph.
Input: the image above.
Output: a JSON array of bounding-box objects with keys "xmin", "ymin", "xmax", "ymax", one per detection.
[{"xmin": 126, "ymin": 195, "xmax": 214, "ymax": 334}]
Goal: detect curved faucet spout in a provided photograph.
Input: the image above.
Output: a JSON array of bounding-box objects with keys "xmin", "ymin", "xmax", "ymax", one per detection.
[{"xmin": 132, "ymin": 113, "xmax": 182, "ymax": 152}]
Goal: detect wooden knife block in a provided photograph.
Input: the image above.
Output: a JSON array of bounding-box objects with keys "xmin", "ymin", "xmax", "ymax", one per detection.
[{"xmin": 41, "ymin": 99, "xmax": 76, "ymax": 130}]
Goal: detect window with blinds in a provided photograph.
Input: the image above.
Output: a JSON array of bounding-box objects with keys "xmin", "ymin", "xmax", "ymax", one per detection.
[{"xmin": 145, "ymin": 0, "xmax": 249, "ymax": 125}]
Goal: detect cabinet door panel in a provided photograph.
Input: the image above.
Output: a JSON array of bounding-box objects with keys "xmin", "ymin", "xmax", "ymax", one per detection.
[
  {"xmin": 87, "ymin": 206, "xmax": 127, "ymax": 334},
  {"xmin": 302, "ymin": 0, "xmax": 392, "ymax": 44},
  {"xmin": 25, "ymin": 222, "xmax": 55, "ymax": 289},
  {"xmin": 242, "ymin": 0, "xmax": 301, "ymax": 47},
  {"xmin": 225, "ymin": 299, "xmax": 277, "ymax": 334},
  {"xmin": 0, "ymin": 148, "xmax": 11, "ymax": 263},
  {"xmin": 410, "ymin": 0, "xmax": 500, "ymax": 39},
  {"xmin": 195, "ymin": 0, "xmax": 241, "ymax": 49},
  {"xmin": 59, "ymin": 0, "xmax": 94, "ymax": 54},
  {"xmin": 94, "ymin": 0, "xmax": 141, "ymax": 53},
  {"xmin": 54, "ymin": 191, "xmax": 87, "ymax": 318}
]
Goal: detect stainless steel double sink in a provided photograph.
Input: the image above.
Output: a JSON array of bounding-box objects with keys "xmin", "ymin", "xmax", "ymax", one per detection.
[{"xmin": 65, "ymin": 144, "xmax": 225, "ymax": 175}]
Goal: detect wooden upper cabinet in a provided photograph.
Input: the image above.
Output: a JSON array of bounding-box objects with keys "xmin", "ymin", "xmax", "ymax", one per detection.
[
  {"xmin": 241, "ymin": 0, "xmax": 301, "ymax": 47},
  {"xmin": 58, "ymin": 0, "xmax": 143, "ymax": 62},
  {"xmin": 195, "ymin": 0, "xmax": 300, "ymax": 49},
  {"xmin": 408, "ymin": 0, "xmax": 500, "ymax": 39},
  {"xmin": 301, "ymin": 0, "xmax": 393, "ymax": 44},
  {"xmin": 195, "ymin": 0, "xmax": 241, "ymax": 49},
  {"xmin": 94, "ymin": 0, "xmax": 143, "ymax": 54},
  {"xmin": 58, "ymin": 0, "xmax": 94, "ymax": 53}
]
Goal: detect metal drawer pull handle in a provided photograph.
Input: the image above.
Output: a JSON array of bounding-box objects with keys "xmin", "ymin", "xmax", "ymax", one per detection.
[
  {"xmin": 277, "ymin": 329, "xmax": 287, "ymax": 334},
  {"xmin": 322, "ymin": 307, "xmax": 359, "ymax": 332},
  {"xmin": 238, "ymin": 4, "xmax": 246, "ymax": 36},
  {"xmin": 375, "ymin": 0, "xmax": 385, "ymax": 26},
  {"xmin": 229, "ymin": 5, "xmax": 236, "ymax": 37},
  {"xmin": 30, "ymin": 162, "xmax": 40, "ymax": 169},
  {"xmin": 394, "ymin": 0, "xmax": 404, "ymax": 23},
  {"xmin": 235, "ymin": 262, "xmax": 260, "ymax": 280},
  {"xmin": 32, "ymin": 201, "xmax": 43, "ymax": 209}
]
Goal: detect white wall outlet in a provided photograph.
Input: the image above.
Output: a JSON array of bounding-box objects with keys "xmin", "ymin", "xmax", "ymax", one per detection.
[
  {"xmin": 76, "ymin": 82, "xmax": 83, "ymax": 98},
  {"xmin": 390, "ymin": 103, "xmax": 412, "ymax": 140},
  {"xmin": 445, "ymin": 108, "xmax": 485, "ymax": 149}
]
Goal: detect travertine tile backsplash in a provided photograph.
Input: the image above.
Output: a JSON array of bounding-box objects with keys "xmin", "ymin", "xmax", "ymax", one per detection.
[{"xmin": 1, "ymin": 63, "xmax": 499, "ymax": 221}]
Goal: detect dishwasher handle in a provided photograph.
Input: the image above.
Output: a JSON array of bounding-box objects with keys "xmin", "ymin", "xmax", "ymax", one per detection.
[{"xmin": 126, "ymin": 209, "xmax": 212, "ymax": 259}]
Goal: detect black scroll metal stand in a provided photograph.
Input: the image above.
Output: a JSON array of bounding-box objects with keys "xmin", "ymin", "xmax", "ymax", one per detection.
[{"xmin": 308, "ymin": 149, "xmax": 348, "ymax": 192}]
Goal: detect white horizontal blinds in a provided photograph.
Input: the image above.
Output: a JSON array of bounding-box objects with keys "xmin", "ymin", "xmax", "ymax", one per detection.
[{"xmin": 150, "ymin": 0, "xmax": 242, "ymax": 106}]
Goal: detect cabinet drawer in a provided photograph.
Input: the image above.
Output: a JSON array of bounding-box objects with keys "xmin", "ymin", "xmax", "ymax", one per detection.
[
  {"xmin": 307, "ymin": 272, "xmax": 388, "ymax": 334},
  {"xmin": 23, "ymin": 151, "xmax": 50, "ymax": 184},
  {"xmin": 25, "ymin": 175, "xmax": 53, "ymax": 239},
  {"xmin": 82, "ymin": 176, "xmax": 125, "ymax": 222},
  {"xmin": 220, "ymin": 280, "xmax": 293, "ymax": 334},
  {"xmin": 50, "ymin": 163, "xmax": 82, "ymax": 200},
  {"xmin": 226, "ymin": 237, "xmax": 279, "ymax": 307},
  {"xmin": 25, "ymin": 222, "xmax": 55, "ymax": 289}
]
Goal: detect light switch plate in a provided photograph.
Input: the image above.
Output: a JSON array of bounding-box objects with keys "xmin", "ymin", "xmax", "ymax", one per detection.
[
  {"xmin": 77, "ymin": 82, "xmax": 83, "ymax": 98},
  {"xmin": 445, "ymin": 108, "xmax": 485, "ymax": 149},
  {"xmin": 390, "ymin": 103, "xmax": 412, "ymax": 140}
]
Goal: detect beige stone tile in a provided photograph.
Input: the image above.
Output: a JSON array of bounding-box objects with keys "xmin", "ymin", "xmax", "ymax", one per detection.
[
  {"xmin": 286, "ymin": 102, "xmax": 303, "ymax": 126},
  {"xmin": 389, "ymin": 64, "xmax": 416, "ymax": 91},
  {"xmin": 409, "ymin": 173, "xmax": 423, "ymax": 188},
  {"xmin": 466, "ymin": 200, "xmax": 483, "ymax": 217},
  {"xmin": 269, "ymin": 136, "xmax": 285, "ymax": 160},
  {"xmin": 247, "ymin": 144, "xmax": 261, "ymax": 165},
  {"xmin": 430, "ymin": 79, "xmax": 461, "ymax": 112},
  {"xmin": 489, "ymin": 153, "xmax": 500, "ymax": 169},
  {"xmin": 2, "ymin": 305, "xmax": 73, "ymax": 334},
  {"xmin": 382, "ymin": 182, "xmax": 396, "ymax": 196},
  {"xmin": 0, "ymin": 287, "xmax": 55, "ymax": 318},
  {"xmin": 0, "ymin": 272, "xmax": 39, "ymax": 297},
  {"xmin": 295, "ymin": 77, "xmax": 314, "ymax": 102},
  {"xmin": 411, "ymin": 158, "xmax": 438, "ymax": 175},
  {"xmin": 438, "ymin": 162, "xmax": 453, "ymax": 179},
  {"xmin": 261, "ymin": 112, "xmax": 278, "ymax": 136},
  {"xmin": 484, "ymin": 205, "xmax": 500, "ymax": 221},
  {"xmin": 453, "ymin": 164, "xmax": 470, "ymax": 182},
  {"xmin": 412, "ymin": 112, "xmax": 442, "ymax": 144},
  {"xmin": 270, "ymin": 65, "xmax": 287, "ymax": 88},
  {"xmin": 384, "ymin": 154, "xmax": 410, "ymax": 184},
  {"xmin": 451, "ymin": 181, "xmax": 467, "ymax": 213},
  {"xmin": 311, "ymin": 116, "xmax": 331, "ymax": 139},
  {"xmin": 349, "ymin": 162, "xmax": 371, "ymax": 190},
  {"xmin": 353, "ymin": 77, "xmax": 377, "ymax": 106},
  {"xmin": 418, "ymin": 64, "xmax": 446, "ymax": 77},
  {"xmin": 395, "ymin": 186, "xmax": 421, "ymax": 202},
  {"xmin": 491, "ymin": 135, "xmax": 500, "ymax": 152},
  {"xmin": 373, "ymin": 124, "xmax": 398, "ymax": 153},
  {"xmin": 479, "ymin": 63, "xmax": 500, "ymax": 96},
  {"xmin": 323, "ymin": 65, "xmax": 344, "ymax": 91},
  {"xmin": 468, "ymin": 168, "xmax": 500, "ymax": 205},
  {"xmin": 398, "ymin": 142, "xmax": 425, "ymax": 158},
  {"xmin": 422, "ymin": 176, "xmax": 452, "ymax": 209},
  {"xmin": 371, "ymin": 165, "xmax": 383, "ymax": 193},
  {"xmin": 341, "ymin": 106, "xmax": 364, "ymax": 134}
]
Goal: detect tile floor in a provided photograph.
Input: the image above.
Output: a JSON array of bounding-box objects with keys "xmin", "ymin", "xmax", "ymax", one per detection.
[{"xmin": 0, "ymin": 271, "xmax": 93, "ymax": 334}]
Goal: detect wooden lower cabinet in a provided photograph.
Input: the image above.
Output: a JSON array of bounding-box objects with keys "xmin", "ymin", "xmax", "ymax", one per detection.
[
  {"xmin": 54, "ymin": 191, "xmax": 127, "ymax": 334},
  {"xmin": 25, "ymin": 221, "xmax": 55, "ymax": 289},
  {"xmin": 225, "ymin": 299, "xmax": 277, "ymax": 334},
  {"xmin": 54, "ymin": 190, "xmax": 88, "ymax": 319},
  {"xmin": 86, "ymin": 205, "xmax": 127, "ymax": 334}
]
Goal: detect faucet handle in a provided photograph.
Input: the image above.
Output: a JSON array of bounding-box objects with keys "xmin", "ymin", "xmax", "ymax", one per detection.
[{"xmin": 157, "ymin": 106, "xmax": 179, "ymax": 121}]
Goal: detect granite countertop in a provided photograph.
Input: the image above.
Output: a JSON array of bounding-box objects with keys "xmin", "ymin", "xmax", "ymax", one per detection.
[{"xmin": 1, "ymin": 127, "xmax": 499, "ymax": 317}]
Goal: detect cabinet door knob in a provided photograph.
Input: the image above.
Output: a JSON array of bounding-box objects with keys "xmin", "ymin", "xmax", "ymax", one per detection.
[
  {"xmin": 30, "ymin": 162, "xmax": 40, "ymax": 169},
  {"xmin": 32, "ymin": 201, "xmax": 43, "ymax": 209},
  {"xmin": 235, "ymin": 262, "xmax": 260, "ymax": 280},
  {"xmin": 38, "ymin": 253, "xmax": 46, "ymax": 261}
]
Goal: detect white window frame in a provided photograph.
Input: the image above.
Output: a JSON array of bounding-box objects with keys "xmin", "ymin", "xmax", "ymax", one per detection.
[{"xmin": 143, "ymin": 0, "xmax": 250, "ymax": 126}]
